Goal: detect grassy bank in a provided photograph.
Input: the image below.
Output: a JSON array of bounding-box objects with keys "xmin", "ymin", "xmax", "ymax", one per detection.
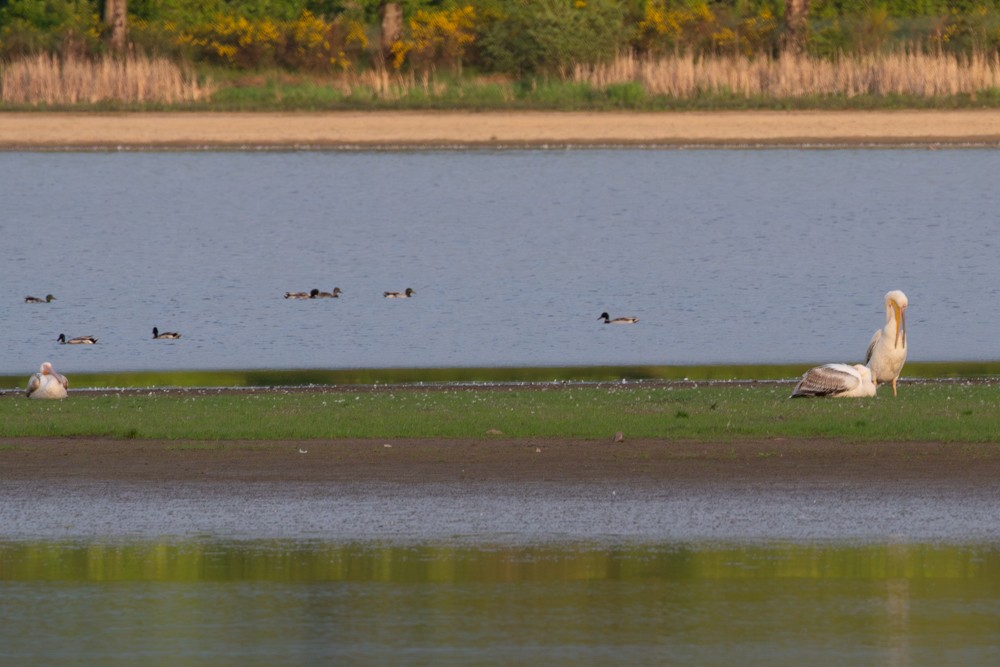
[
  {"xmin": 1, "ymin": 381, "xmax": 999, "ymax": 443},
  {"xmin": 3, "ymin": 361, "xmax": 1000, "ymax": 391}
]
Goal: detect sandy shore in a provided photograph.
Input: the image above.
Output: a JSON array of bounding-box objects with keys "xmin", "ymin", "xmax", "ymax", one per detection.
[{"xmin": 2, "ymin": 110, "xmax": 1000, "ymax": 149}]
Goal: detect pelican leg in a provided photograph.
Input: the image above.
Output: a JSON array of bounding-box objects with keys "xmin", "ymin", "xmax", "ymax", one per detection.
[{"xmin": 892, "ymin": 378, "xmax": 898, "ymax": 397}]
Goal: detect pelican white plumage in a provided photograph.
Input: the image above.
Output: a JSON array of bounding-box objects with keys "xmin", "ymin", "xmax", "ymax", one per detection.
[
  {"xmin": 26, "ymin": 361, "xmax": 69, "ymax": 400},
  {"xmin": 865, "ymin": 290, "xmax": 908, "ymax": 396},
  {"xmin": 791, "ymin": 363, "xmax": 877, "ymax": 398},
  {"xmin": 598, "ymin": 312, "xmax": 639, "ymax": 324}
]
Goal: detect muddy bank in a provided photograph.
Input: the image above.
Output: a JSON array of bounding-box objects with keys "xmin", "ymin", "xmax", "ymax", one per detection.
[{"xmin": 4, "ymin": 437, "xmax": 1000, "ymax": 542}]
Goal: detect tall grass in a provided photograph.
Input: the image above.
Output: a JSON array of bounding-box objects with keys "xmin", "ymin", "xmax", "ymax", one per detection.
[
  {"xmin": 1, "ymin": 53, "xmax": 212, "ymax": 106},
  {"xmin": 574, "ymin": 51, "xmax": 1000, "ymax": 99}
]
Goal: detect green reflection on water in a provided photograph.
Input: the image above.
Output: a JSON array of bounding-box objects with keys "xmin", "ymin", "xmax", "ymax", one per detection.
[
  {"xmin": 2, "ymin": 540, "xmax": 1000, "ymax": 666},
  {"xmin": 2, "ymin": 540, "xmax": 1000, "ymax": 583}
]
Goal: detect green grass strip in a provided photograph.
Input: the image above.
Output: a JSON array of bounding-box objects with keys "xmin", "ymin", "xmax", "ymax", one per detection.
[{"xmin": 2, "ymin": 382, "xmax": 999, "ymax": 443}]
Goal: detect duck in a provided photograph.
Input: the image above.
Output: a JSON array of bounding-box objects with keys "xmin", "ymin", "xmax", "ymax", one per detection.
[
  {"xmin": 153, "ymin": 327, "xmax": 181, "ymax": 340},
  {"xmin": 26, "ymin": 361, "xmax": 69, "ymax": 400},
  {"xmin": 384, "ymin": 288, "xmax": 415, "ymax": 298},
  {"xmin": 25, "ymin": 294, "xmax": 56, "ymax": 303},
  {"xmin": 598, "ymin": 312, "xmax": 639, "ymax": 324},
  {"xmin": 864, "ymin": 290, "xmax": 908, "ymax": 397},
  {"xmin": 315, "ymin": 287, "xmax": 342, "ymax": 298},
  {"xmin": 284, "ymin": 289, "xmax": 318, "ymax": 299},
  {"xmin": 57, "ymin": 334, "xmax": 98, "ymax": 345},
  {"xmin": 790, "ymin": 363, "xmax": 877, "ymax": 398}
]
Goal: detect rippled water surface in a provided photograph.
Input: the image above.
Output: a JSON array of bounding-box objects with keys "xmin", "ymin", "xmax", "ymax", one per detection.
[{"xmin": 4, "ymin": 149, "xmax": 999, "ymax": 373}]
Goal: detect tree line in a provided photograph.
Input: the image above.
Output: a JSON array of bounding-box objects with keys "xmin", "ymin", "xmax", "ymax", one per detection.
[{"xmin": 1, "ymin": 0, "xmax": 998, "ymax": 75}]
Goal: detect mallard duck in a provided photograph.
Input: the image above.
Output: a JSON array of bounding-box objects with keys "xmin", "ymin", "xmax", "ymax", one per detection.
[
  {"xmin": 57, "ymin": 334, "xmax": 98, "ymax": 345},
  {"xmin": 153, "ymin": 327, "xmax": 181, "ymax": 340},
  {"xmin": 384, "ymin": 288, "xmax": 415, "ymax": 298},
  {"xmin": 315, "ymin": 287, "xmax": 342, "ymax": 298},
  {"xmin": 598, "ymin": 312, "xmax": 639, "ymax": 324},
  {"xmin": 284, "ymin": 289, "xmax": 318, "ymax": 299},
  {"xmin": 25, "ymin": 294, "xmax": 55, "ymax": 304},
  {"xmin": 26, "ymin": 361, "xmax": 69, "ymax": 400},
  {"xmin": 791, "ymin": 363, "xmax": 876, "ymax": 398},
  {"xmin": 865, "ymin": 290, "xmax": 908, "ymax": 396}
]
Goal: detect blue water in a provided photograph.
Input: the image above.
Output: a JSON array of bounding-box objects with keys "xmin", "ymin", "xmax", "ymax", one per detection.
[{"xmin": 3, "ymin": 149, "xmax": 998, "ymax": 373}]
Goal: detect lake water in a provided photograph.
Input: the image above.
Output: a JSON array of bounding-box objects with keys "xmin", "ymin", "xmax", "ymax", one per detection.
[
  {"xmin": 3, "ymin": 149, "xmax": 999, "ymax": 374},
  {"xmin": 3, "ymin": 539, "xmax": 1000, "ymax": 666}
]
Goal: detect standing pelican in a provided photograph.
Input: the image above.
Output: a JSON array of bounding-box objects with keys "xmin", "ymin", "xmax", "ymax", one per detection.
[
  {"xmin": 598, "ymin": 312, "xmax": 639, "ymax": 324},
  {"xmin": 791, "ymin": 363, "xmax": 877, "ymax": 398},
  {"xmin": 26, "ymin": 361, "xmax": 69, "ymax": 399},
  {"xmin": 865, "ymin": 290, "xmax": 908, "ymax": 396},
  {"xmin": 384, "ymin": 288, "xmax": 414, "ymax": 298}
]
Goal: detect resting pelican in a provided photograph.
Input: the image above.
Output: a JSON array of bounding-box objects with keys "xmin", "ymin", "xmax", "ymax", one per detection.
[
  {"xmin": 285, "ymin": 289, "xmax": 318, "ymax": 299},
  {"xmin": 384, "ymin": 288, "xmax": 414, "ymax": 298},
  {"xmin": 26, "ymin": 361, "xmax": 69, "ymax": 400},
  {"xmin": 152, "ymin": 327, "xmax": 181, "ymax": 340},
  {"xmin": 865, "ymin": 290, "xmax": 908, "ymax": 396},
  {"xmin": 57, "ymin": 334, "xmax": 98, "ymax": 345},
  {"xmin": 25, "ymin": 294, "xmax": 55, "ymax": 303},
  {"xmin": 315, "ymin": 287, "xmax": 342, "ymax": 298},
  {"xmin": 791, "ymin": 363, "xmax": 876, "ymax": 398},
  {"xmin": 598, "ymin": 312, "xmax": 639, "ymax": 324}
]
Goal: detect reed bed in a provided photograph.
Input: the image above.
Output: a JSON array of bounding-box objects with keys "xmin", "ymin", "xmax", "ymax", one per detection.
[
  {"xmin": 575, "ymin": 51, "xmax": 1000, "ymax": 99},
  {"xmin": 1, "ymin": 53, "xmax": 212, "ymax": 106}
]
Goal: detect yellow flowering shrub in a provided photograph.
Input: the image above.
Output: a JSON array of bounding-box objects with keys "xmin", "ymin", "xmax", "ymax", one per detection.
[
  {"xmin": 390, "ymin": 6, "xmax": 476, "ymax": 72},
  {"xmin": 175, "ymin": 11, "xmax": 367, "ymax": 71},
  {"xmin": 633, "ymin": 1, "xmax": 719, "ymax": 55}
]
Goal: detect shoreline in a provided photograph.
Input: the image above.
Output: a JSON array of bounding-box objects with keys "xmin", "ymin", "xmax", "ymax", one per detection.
[{"xmin": 2, "ymin": 110, "xmax": 1000, "ymax": 149}]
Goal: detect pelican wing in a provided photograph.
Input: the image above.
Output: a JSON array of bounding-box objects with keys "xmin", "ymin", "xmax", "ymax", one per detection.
[
  {"xmin": 864, "ymin": 329, "xmax": 881, "ymax": 365},
  {"xmin": 791, "ymin": 364, "xmax": 860, "ymax": 398},
  {"xmin": 26, "ymin": 373, "xmax": 41, "ymax": 397}
]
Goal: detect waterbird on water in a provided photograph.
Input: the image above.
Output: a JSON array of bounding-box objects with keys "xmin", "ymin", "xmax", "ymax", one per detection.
[
  {"xmin": 284, "ymin": 289, "xmax": 319, "ymax": 299},
  {"xmin": 26, "ymin": 361, "xmax": 68, "ymax": 400},
  {"xmin": 598, "ymin": 312, "xmax": 639, "ymax": 324},
  {"xmin": 384, "ymin": 288, "xmax": 415, "ymax": 298},
  {"xmin": 57, "ymin": 334, "xmax": 98, "ymax": 345},
  {"xmin": 25, "ymin": 294, "xmax": 55, "ymax": 303},
  {"xmin": 153, "ymin": 327, "xmax": 181, "ymax": 340},
  {"xmin": 865, "ymin": 290, "xmax": 908, "ymax": 396},
  {"xmin": 315, "ymin": 287, "xmax": 342, "ymax": 298},
  {"xmin": 791, "ymin": 363, "xmax": 877, "ymax": 398}
]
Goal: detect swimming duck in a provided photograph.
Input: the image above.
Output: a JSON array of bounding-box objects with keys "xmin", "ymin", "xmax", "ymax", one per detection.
[
  {"xmin": 315, "ymin": 287, "xmax": 342, "ymax": 298},
  {"xmin": 26, "ymin": 361, "xmax": 69, "ymax": 400},
  {"xmin": 25, "ymin": 294, "xmax": 55, "ymax": 303},
  {"xmin": 284, "ymin": 289, "xmax": 318, "ymax": 299},
  {"xmin": 598, "ymin": 312, "xmax": 639, "ymax": 324},
  {"xmin": 153, "ymin": 327, "xmax": 181, "ymax": 340},
  {"xmin": 384, "ymin": 288, "xmax": 415, "ymax": 298},
  {"xmin": 57, "ymin": 334, "xmax": 98, "ymax": 345}
]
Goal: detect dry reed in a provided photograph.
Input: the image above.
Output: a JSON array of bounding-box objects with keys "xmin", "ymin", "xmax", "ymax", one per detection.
[
  {"xmin": 575, "ymin": 51, "xmax": 1000, "ymax": 98},
  {"xmin": 1, "ymin": 53, "xmax": 212, "ymax": 106}
]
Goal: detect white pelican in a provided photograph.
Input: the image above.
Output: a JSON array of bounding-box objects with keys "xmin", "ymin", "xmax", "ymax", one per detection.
[
  {"xmin": 315, "ymin": 287, "xmax": 342, "ymax": 298},
  {"xmin": 598, "ymin": 312, "xmax": 639, "ymax": 324},
  {"xmin": 25, "ymin": 294, "xmax": 55, "ymax": 303},
  {"xmin": 152, "ymin": 327, "xmax": 181, "ymax": 340},
  {"xmin": 791, "ymin": 363, "xmax": 877, "ymax": 398},
  {"xmin": 384, "ymin": 288, "xmax": 414, "ymax": 298},
  {"xmin": 57, "ymin": 334, "xmax": 98, "ymax": 344},
  {"xmin": 284, "ymin": 289, "xmax": 318, "ymax": 299},
  {"xmin": 865, "ymin": 290, "xmax": 908, "ymax": 396},
  {"xmin": 26, "ymin": 361, "xmax": 69, "ymax": 400}
]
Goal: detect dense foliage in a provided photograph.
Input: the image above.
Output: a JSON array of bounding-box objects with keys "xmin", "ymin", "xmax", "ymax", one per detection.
[{"xmin": 1, "ymin": 0, "xmax": 999, "ymax": 74}]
